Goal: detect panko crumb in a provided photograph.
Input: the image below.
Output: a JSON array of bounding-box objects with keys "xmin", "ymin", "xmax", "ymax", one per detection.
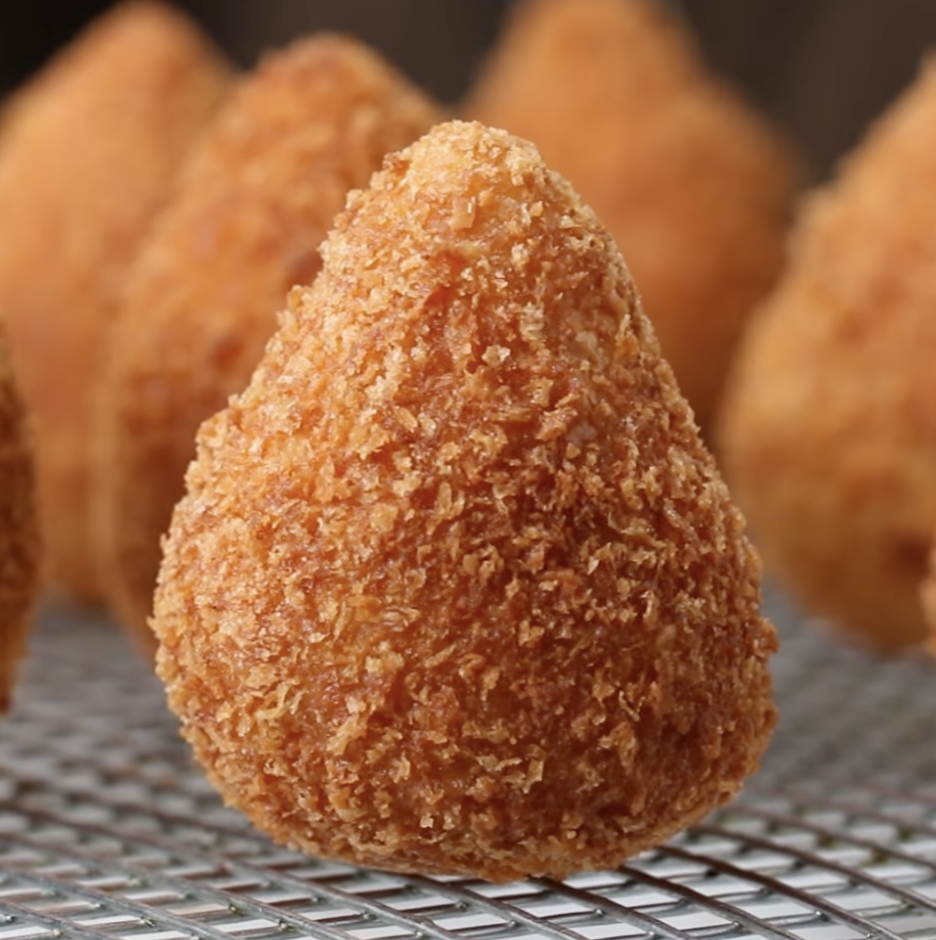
[{"xmin": 152, "ymin": 120, "xmax": 776, "ymax": 883}]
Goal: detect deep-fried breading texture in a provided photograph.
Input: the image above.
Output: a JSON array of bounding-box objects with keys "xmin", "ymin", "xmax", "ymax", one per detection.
[
  {"xmin": 151, "ymin": 121, "xmax": 777, "ymax": 882},
  {"xmin": 718, "ymin": 60, "xmax": 936, "ymax": 653},
  {"xmin": 94, "ymin": 34, "xmax": 443, "ymax": 649},
  {"xmin": 0, "ymin": 0, "xmax": 232, "ymax": 604},
  {"xmin": 0, "ymin": 328, "xmax": 40, "ymax": 716},
  {"xmin": 464, "ymin": 0, "xmax": 799, "ymax": 432}
]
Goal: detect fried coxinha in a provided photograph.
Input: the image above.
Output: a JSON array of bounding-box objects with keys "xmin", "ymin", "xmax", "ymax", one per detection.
[
  {"xmin": 94, "ymin": 33, "xmax": 443, "ymax": 649},
  {"xmin": 719, "ymin": 59, "xmax": 936, "ymax": 654},
  {"xmin": 0, "ymin": 0, "xmax": 232, "ymax": 604},
  {"xmin": 151, "ymin": 121, "xmax": 777, "ymax": 883}
]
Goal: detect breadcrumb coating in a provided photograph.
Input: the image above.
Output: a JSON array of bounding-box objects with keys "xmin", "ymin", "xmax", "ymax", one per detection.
[
  {"xmin": 0, "ymin": 0, "xmax": 232, "ymax": 603},
  {"xmin": 94, "ymin": 33, "xmax": 443, "ymax": 648},
  {"xmin": 0, "ymin": 328, "xmax": 39, "ymax": 715},
  {"xmin": 718, "ymin": 60, "xmax": 936, "ymax": 652},
  {"xmin": 152, "ymin": 121, "xmax": 777, "ymax": 882},
  {"xmin": 464, "ymin": 0, "xmax": 799, "ymax": 432}
]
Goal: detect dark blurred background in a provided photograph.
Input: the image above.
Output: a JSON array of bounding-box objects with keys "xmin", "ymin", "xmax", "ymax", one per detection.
[{"xmin": 1, "ymin": 0, "xmax": 935, "ymax": 177}]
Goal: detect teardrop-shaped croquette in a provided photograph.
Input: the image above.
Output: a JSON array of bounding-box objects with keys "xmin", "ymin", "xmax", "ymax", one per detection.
[
  {"xmin": 152, "ymin": 121, "xmax": 777, "ymax": 882},
  {"xmin": 465, "ymin": 0, "xmax": 799, "ymax": 432},
  {"xmin": 95, "ymin": 33, "xmax": 443, "ymax": 648},
  {"xmin": 0, "ymin": 328, "xmax": 39, "ymax": 716},
  {"xmin": 0, "ymin": 0, "xmax": 232, "ymax": 604},
  {"xmin": 718, "ymin": 61, "xmax": 936, "ymax": 653}
]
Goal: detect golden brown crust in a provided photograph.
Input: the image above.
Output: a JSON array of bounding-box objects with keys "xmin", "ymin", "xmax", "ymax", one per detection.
[
  {"xmin": 94, "ymin": 33, "xmax": 443, "ymax": 648},
  {"xmin": 152, "ymin": 120, "xmax": 776, "ymax": 882},
  {"xmin": 464, "ymin": 0, "xmax": 800, "ymax": 432},
  {"xmin": 718, "ymin": 59, "xmax": 936, "ymax": 653},
  {"xmin": 0, "ymin": 328, "xmax": 40, "ymax": 715},
  {"xmin": 0, "ymin": 0, "xmax": 232, "ymax": 603}
]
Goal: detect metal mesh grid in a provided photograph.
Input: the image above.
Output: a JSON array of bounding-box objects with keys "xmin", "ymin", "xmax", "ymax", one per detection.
[{"xmin": 1, "ymin": 592, "xmax": 935, "ymax": 940}]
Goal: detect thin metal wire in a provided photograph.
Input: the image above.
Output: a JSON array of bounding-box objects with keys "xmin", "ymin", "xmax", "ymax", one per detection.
[
  {"xmin": 723, "ymin": 799, "xmax": 936, "ymax": 878},
  {"xmin": 0, "ymin": 802, "xmax": 506, "ymax": 940},
  {"xmin": 0, "ymin": 866, "xmax": 242, "ymax": 940},
  {"xmin": 0, "ymin": 901, "xmax": 119, "ymax": 940},
  {"xmin": 535, "ymin": 874, "xmax": 793, "ymax": 940},
  {"xmin": 658, "ymin": 842, "xmax": 907, "ymax": 940},
  {"xmin": 695, "ymin": 820, "xmax": 936, "ymax": 917},
  {"xmin": 609, "ymin": 863, "xmax": 803, "ymax": 940},
  {"xmin": 0, "ymin": 827, "xmax": 397, "ymax": 940}
]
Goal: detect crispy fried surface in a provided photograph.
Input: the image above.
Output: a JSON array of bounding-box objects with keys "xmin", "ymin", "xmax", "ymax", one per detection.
[
  {"xmin": 152, "ymin": 121, "xmax": 776, "ymax": 882},
  {"xmin": 718, "ymin": 61, "xmax": 936, "ymax": 653},
  {"xmin": 464, "ymin": 0, "xmax": 799, "ymax": 432},
  {"xmin": 0, "ymin": 0, "xmax": 232, "ymax": 603},
  {"xmin": 95, "ymin": 34, "xmax": 442, "ymax": 648},
  {"xmin": 0, "ymin": 329, "xmax": 39, "ymax": 715}
]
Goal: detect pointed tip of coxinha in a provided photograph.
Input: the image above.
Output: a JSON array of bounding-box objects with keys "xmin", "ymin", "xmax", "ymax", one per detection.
[
  {"xmin": 270, "ymin": 119, "xmax": 668, "ymax": 426},
  {"xmin": 152, "ymin": 118, "xmax": 777, "ymax": 883}
]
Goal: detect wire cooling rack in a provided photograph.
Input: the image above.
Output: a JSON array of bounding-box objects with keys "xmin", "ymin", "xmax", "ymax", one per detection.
[{"xmin": 1, "ymin": 592, "xmax": 935, "ymax": 940}]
